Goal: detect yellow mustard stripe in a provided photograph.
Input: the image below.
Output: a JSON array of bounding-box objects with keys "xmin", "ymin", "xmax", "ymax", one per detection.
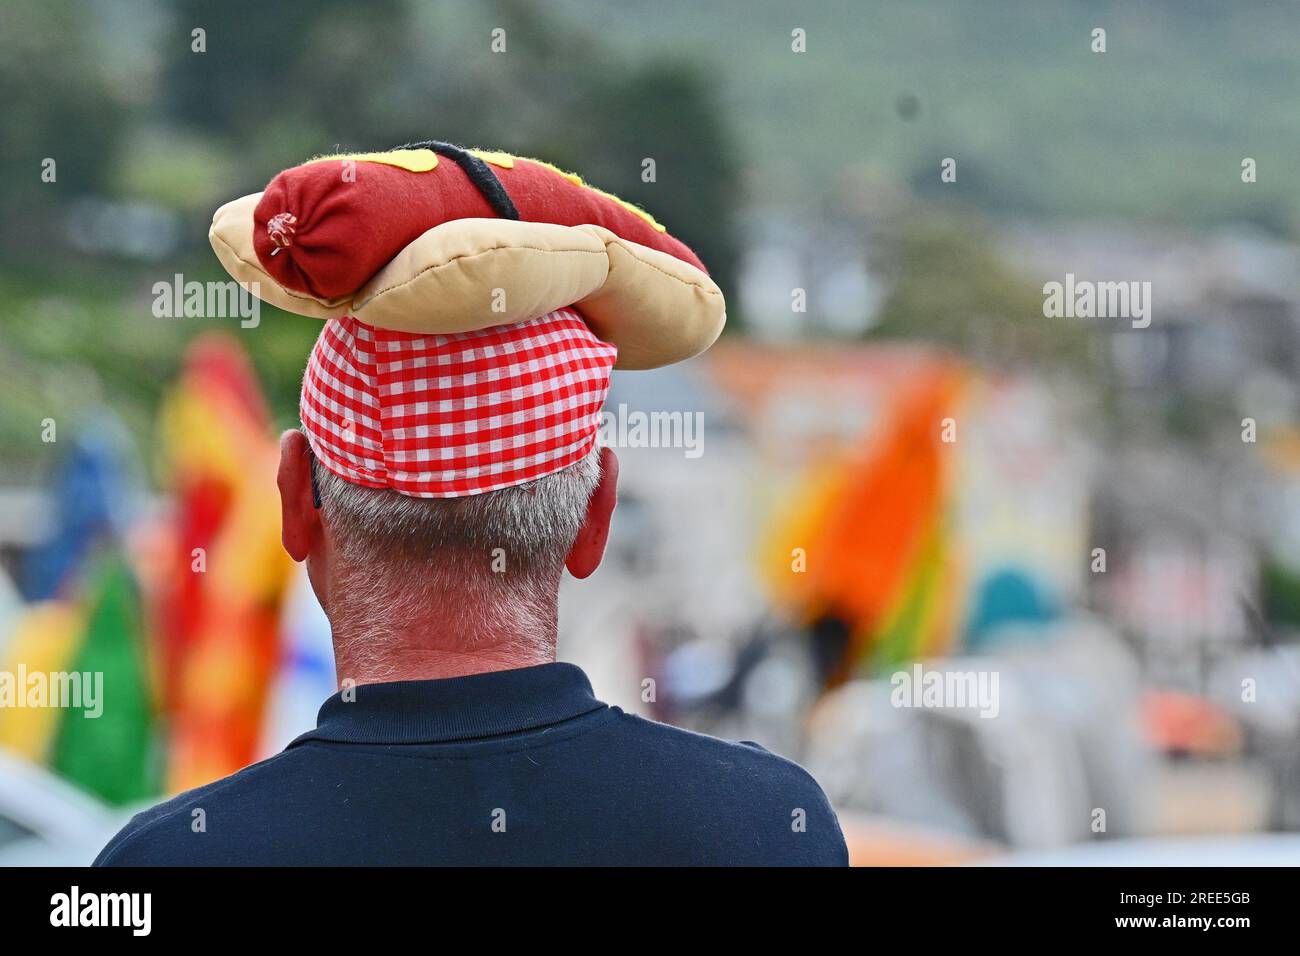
[
  {"xmin": 585, "ymin": 184, "xmax": 667, "ymax": 233},
  {"xmin": 305, "ymin": 148, "xmax": 438, "ymax": 172},
  {"xmin": 530, "ymin": 158, "xmax": 585, "ymax": 187},
  {"xmin": 468, "ymin": 149, "xmax": 516, "ymax": 169},
  {"xmin": 470, "ymin": 149, "xmax": 668, "ymax": 233}
]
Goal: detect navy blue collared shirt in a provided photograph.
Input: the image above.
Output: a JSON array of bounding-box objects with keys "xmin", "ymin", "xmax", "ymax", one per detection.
[{"xmin": 95, "ymin": 663, "xmax": 848, "ymax": 866}]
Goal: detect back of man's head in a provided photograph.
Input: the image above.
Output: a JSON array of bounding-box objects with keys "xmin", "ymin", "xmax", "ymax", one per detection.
[{"xmin": 310, "ymin": 445, "xmax": 602, "ymax": 676}]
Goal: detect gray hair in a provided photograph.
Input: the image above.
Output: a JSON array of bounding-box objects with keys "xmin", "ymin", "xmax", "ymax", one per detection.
[{"xmin": 312, "ymin": 444, "xmax": 602, "ymax": 669}]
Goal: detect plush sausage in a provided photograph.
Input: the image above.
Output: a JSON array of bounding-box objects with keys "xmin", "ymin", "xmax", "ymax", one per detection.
[{"xmin": 252, "ymin": 142, "xmax": 705, "ymax": 301}]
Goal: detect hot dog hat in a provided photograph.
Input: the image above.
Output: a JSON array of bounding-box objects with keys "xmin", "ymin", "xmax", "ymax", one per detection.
[{"xmin": 209, "ymin": 140, "xmax": 726, "ymax": 497}]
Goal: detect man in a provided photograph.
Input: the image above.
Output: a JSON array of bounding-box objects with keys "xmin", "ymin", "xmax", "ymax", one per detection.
[{"xmin": 96, "ymin": 144, "xmax": 847, "ymax": 866}]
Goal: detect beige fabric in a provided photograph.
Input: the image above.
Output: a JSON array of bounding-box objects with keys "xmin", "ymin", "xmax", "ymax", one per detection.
[
  {"xmin": 574, "ymin": 225, "xmax": 725, "ymax": 370},
  {"xmin": 352, "ymin": 219, "xmax": 610, "ymax": 334},
  {"xmin": 209, "ymin": 193, "xmax": 727, "ymax": 369}
]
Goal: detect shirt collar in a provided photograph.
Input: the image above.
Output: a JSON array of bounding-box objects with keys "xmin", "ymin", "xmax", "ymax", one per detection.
[{"xmin": 289, "ymin": 662, "xmax": 606, "ymax": 746}]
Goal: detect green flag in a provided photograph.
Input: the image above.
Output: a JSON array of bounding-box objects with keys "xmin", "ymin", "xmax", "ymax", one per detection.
[{"xmin": 50, "ymin": 553, "xmax": 163, "ymax": 805}]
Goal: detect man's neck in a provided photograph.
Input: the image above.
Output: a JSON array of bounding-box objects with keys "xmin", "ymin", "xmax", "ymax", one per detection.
[
  {"xmin": 333, "ymin": 642, "xmax": 556, "ymax": 685},
  {"xmin": 327, "ymin": 593, "xmax": 560, "ymax": 684}
]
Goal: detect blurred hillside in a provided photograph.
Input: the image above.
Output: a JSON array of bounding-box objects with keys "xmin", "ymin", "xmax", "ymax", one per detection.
[{"xmin": 561, "ymin": 0, "xmax": 1300, "ymax": 232}]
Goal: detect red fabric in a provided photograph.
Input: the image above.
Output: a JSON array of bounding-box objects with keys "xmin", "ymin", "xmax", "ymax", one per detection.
[
  {"xmin": 301, "ymin": 307, "xmax": 617, "ymax": 497},
  {"xmin": 253, "ymin": 157, "xmax": 705, "ymax": 300}
]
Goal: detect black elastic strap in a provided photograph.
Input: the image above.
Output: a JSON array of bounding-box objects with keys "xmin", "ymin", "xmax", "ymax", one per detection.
[
  {"xmin": 396, "ymin": 139, "xmax": 520, "ymax": 220},
  {"xmin": 308, "ymin": 447, "xmax": 322, "ymax": 509}
]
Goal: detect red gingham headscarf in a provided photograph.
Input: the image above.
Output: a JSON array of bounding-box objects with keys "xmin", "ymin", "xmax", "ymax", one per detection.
[{"xmin": 300, "ymin": 308, "xmax": 617, "ymax": 497}]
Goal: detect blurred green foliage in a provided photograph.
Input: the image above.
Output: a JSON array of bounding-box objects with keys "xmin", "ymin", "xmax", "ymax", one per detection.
[
  {"xmin": 871, "ymin": 210, "xmax": 1091, "ymax": 373},
  {"xmin": 1261, "ymin": 558, "xmax": 1300, "ymax": 631}
]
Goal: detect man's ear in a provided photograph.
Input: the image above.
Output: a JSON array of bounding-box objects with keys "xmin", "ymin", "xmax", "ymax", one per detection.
[
  {"xmin": 566, "ymin": 446, "xmax": 619, "ymax": 580},
  {"xmin": 278, "ymin": 429, "xmax": 320, "ymax": 563}
]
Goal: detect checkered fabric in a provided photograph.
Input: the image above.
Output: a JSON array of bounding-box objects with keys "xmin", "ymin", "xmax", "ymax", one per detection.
[{"xmin": 301, "ymin": 308, "xmax": 617, "ymax": 497}]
